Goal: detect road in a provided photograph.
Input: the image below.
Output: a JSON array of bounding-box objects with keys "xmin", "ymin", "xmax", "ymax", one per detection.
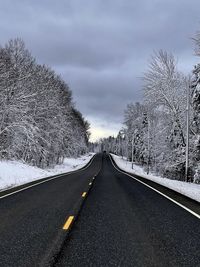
[
  {"xmin": 54, "ymin": 153, "xmax": 200, "ymax": 267},
  {"xmin": 0, "ymin": 153, "xmax": 102, "ymax": 267},
  {"xmin": 0, "ymin": 153, "xmax": 200, "ymax": 267}
]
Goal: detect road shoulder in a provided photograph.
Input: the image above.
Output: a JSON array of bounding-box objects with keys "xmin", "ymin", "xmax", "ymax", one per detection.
[{"xmin": 110, "ymin": 154, "xmax": 200, "ymax": 218}]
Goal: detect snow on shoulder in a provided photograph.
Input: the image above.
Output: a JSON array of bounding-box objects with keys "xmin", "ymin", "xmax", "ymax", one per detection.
[
  {"xmin": 0, "ymin": 153, "xmax": 95, "ymax": 191},
  {"xmin": 111, "ymin": 154, "xmax": 200, "ymax": 203}
]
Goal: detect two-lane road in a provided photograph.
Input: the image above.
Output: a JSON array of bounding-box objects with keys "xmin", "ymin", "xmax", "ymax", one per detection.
[
  {"xmin": 55, "ymin": 153, "xmax": 200, "ymax": 267},
  {"xmin": 0, "ymin": 154, "xmax": 102, "ymax": 267},
  {"xmin": 0, "ymin": 152, "xmax": 200, "ymax": 267}
]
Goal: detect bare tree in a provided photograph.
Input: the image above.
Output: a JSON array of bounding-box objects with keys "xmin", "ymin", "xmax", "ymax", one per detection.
[{"xmin": 0, "ymin": 38, "xmax": 90, "ymax": 168}]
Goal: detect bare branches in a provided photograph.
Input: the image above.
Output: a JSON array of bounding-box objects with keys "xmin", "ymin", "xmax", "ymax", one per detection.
[{"xmin": 0, "ymin": 38, "xmax": 89, "ymax": 167}]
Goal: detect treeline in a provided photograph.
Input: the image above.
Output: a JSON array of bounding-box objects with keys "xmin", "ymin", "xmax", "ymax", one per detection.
[
  {"xmin": 98, "ymin": 32, "xmax": 200, "ymax": 182},
  {"xmin": 0, "ymin": 38, "xmax": 89, "ymax": 168}
]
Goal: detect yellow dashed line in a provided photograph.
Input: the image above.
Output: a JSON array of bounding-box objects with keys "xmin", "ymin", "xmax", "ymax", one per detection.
[
  {"xmin": 82, "ymin": 192, "xmax": 87, "ymax": 197},
  {"xmin": 63, "ymin": 216, "xmax": 74, "ymax": 230}
]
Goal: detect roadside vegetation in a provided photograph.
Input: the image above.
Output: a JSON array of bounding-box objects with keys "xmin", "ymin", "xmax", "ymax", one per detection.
[
  {"xmin": 0, "ymin": 38, "xmax": 90, "ymax": 168},
  {"xmin": 94, "ymin": 31, "xmax": 200, "ymax": 182}
]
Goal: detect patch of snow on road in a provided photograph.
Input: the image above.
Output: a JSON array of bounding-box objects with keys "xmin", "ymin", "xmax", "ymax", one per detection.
[
  {"xmin": 111, "ymin": 154, "xmax": 200, "ymax": 203},
  {"xmin": 0, "ymin": 153, "xmax": 95, "ymax": 191}
]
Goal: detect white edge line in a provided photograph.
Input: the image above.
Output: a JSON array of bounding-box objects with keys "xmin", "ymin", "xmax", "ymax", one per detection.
[
  {"xmin": 109, "ymin": 154, "xmax": 200, "ymax": 220},
  {"xmin": 0, "ymin": 154, "xmax": 97, "ymax": 200}
]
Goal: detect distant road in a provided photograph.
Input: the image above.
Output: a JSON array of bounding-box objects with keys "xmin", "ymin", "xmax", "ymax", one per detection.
[
  {"xmin": 0, "ymin": 153, "xmax": 200, "ymax": 267},
  {"xmin": 0, "ymin": 154, "xmax": 102, "ymax": 267}
]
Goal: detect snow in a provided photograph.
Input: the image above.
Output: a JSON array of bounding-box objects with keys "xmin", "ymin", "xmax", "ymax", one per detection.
[
  {"xmin": 0, "ymin": 153, "xmax": 95, "ymax": 191},
  {"xmin": 111, "ymin": 154, "xmax": 200, "ymax": 203}
]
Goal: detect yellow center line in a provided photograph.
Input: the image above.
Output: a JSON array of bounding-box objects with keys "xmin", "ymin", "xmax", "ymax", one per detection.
[
  {"xmin": 63, "ymin": 216, "xmax": 74, "ymax": 230},
  {"xmin": 82, "ymin": 192, "xmax": 87, "ymax": 197}
]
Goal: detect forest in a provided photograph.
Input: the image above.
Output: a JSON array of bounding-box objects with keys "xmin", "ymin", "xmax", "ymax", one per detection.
[
  {"xmin": 0, "ymin": 38, "xmax": 90, "ymax": 168},
  {"xmin": 97, "ymin": 32, "xmax": 200, "ymax": 182}
]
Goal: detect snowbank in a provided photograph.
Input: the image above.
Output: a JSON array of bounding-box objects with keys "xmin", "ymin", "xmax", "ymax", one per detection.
[
  {"xmin": 111, "ymin": 154, "xmax": 200, "ymax": 203},
  {"xmin": 0, "ymin": 153, "xmax": 95, "ymax": 191}
]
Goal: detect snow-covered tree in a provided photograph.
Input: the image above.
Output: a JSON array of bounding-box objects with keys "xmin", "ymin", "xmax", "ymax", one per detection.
[
  {"xmin": 143, "ymin": 50, "xmax": 190, "ymax": 178},
  {"xmin": 0, "ymin": 38, "xmax": 90, "ymax": 168},
  {"xmin": 124, "ymin": 102, "xmax": 149, "ymax": 165}
]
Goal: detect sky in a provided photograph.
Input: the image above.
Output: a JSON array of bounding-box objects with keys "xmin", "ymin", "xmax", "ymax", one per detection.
[{"xmin": 0, "ymin": 0, "xmax": 200, "ymax": 141}]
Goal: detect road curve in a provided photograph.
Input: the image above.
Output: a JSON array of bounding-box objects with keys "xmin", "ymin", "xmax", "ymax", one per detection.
[
  {"xmin": 0, "ymin": 153, "xmax": 102, "ymax": 267},
  {"xmin": 54, "ymin": 153, "xmax": 200, "ymax": 267}
]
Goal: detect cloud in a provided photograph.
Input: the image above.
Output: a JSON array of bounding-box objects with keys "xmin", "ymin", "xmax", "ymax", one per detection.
[{"xmin": 0, "ymin": 0, "xmax": 200, "ymax": 140}]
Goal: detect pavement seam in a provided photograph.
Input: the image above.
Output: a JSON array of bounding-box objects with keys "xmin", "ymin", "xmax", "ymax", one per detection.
[
  {"xmin": 109, "ymin": 154, "xmax": 200, "ymax": 220},
  {"xmin": 40, "ymin": 161, "xmax": 102, "ymax": 267},
  {"xmin": 39, "ymin": 176, "xmax": 95, "ymax": 267}
]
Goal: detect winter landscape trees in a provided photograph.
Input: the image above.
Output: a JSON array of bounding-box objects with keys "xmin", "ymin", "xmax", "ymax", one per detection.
[
  {"xmin": 97, "ymin": 32, "xmax": 200, "ymax": 182},
  {"xmin": 0, "ymin": 38, "xmax": 89, "ymax": 168},
  {"xmin": 2, "ymin": 32, "xmax": 200, "ymax": 183}
]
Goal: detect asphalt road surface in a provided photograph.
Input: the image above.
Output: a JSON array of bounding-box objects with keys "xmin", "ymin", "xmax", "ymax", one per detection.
[
  {"xmin": 54, "ymin": 153, "xmax": 200, "ymax": 267},
  {"xmin": 0, "ymin": 153, "xmax": 200, "ymax": 267},
  {"xmin": 0, "ymin": 153, "xmax": 102, "ymax": 267}
]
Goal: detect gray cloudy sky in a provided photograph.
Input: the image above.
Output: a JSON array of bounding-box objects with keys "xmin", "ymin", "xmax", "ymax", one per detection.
[{"xmin": 0, "ymin": 0, "xmax": 200, "ymax": 141}]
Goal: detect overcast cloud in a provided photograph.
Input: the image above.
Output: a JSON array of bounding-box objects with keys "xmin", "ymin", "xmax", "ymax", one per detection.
[{"xmin": 0, "ymin": 0, "xmax": 200, "ymax": 140}]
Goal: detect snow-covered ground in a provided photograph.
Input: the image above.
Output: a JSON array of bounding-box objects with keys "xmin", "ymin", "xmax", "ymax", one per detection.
[
  {"xmin": 111, "ymin": 154, "xmax": 200, "ymax": 203},
  {"xmin": 0, "ymin": 153, "xmax": 95, "ymax": 191}
]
